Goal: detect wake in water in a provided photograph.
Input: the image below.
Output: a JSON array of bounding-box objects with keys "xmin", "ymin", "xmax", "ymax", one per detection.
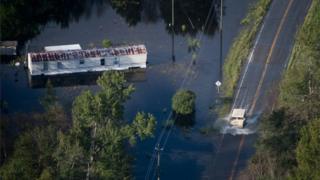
[{"xmin": 214, "ymin": 113, "xmax": 261, "ymax": 136}]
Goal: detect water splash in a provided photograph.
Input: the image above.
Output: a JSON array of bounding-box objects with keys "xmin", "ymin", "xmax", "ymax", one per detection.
[{"xmin": 214, "ymin": 113, "xmax": 261, "ymax": 136}]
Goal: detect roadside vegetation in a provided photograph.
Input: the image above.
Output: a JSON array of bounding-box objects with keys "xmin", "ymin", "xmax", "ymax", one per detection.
[
  {"xmin": 222, "ymin": 0, "xmax": 272, "ymax": 97},
  {"xmin": 0, "ymin": 71, "xmax": 156, "ymax": 179},
  {"xmin": 247, "ymin": 0, "xmax": 320, "ymax": 179},
  {"xmin": 215, "ymin": 0, "xmax": 272, "ymax": 117}
]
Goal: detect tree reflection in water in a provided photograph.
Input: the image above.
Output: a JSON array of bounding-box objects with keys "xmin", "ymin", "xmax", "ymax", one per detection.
[
  {"xmin": 1, "ymin": 0, "xmax": 220, "ymax": 44},
  {"xmin": 173, "ymin": 111, "xmax": 196, "ymax": 129}
]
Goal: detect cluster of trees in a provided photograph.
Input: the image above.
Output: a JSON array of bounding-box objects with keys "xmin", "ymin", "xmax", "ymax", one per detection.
[
  {"xmin": 247, "ymin": 0, "xmax": 320, "ymax": 179},
  {"xmin": 0, "ymin": 71, "xmax": 156, "ymax": 179}
]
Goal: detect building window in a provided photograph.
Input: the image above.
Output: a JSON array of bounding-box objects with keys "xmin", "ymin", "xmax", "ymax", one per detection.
[
  {"xmin": 80, "ymin": 59, "xmax": 85, "ymax": 64},
  {"xmin": 57, "ymin": 62, "xmax": 63, "ymax": 69},
  {"xmin": 114, "ymin": 58, "xmax": 118, "ymax": 65},
  {"xmin": 100, "ymin": 58, "xmax": 105, "ymax": 66},
  {"xmin": 43, "ymin": 61, "xmax": 48, "ymax": 70}
]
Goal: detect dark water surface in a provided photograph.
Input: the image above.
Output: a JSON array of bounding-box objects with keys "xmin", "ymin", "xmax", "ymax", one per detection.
[{"xmin": 1, "ymin": 0, "xmax": 254, "ymax": 179}]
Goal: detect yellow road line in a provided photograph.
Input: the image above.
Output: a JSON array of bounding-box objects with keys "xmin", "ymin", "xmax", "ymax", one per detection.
[
  {"xmin": 228, "ymin": 0, "xmax": 294, "ymax": 179},
  {"xmin": 228, "ymin": 135, "xmax": 245, "ymax": 180},
  {"xmin": 248, "ymin": 0, "xmax": 294, "ymax": 115}
]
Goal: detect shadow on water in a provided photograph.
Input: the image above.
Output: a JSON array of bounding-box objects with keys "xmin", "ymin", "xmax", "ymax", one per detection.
[
  {"xmin": 1, "ymin": 0, "xmax": 220, "ymax": 47},
  {"xmin": 28, "ymin": 69, "xmax": 147, "ymax": 88},
  {"xmin": 173, "ymin": 111, "xmax": 196, "ymax": 129}
]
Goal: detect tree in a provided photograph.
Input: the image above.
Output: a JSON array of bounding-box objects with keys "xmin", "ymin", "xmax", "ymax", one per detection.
[
  {"xmin": 0, "ymin": 126, "xmax": 58, "ymax": 180},
  {"xmin": 55, "ymin": 71, "xmax": 156, "ymax": 179},
  {"xmin": 102, "ymin": 39, "xmax": 112, "ymax": 48},
  {"xmin": 172, "ymin": 89, "xmax": 196, "ymax": 115},
  {"xmin": 0, "ymin": 79, "xmax": 66, "ymax": 180},
  {"xmin": 247, "ymin": 109, "xmax": 305, "ymax": 179},
  {"xmin": 0, "ymin": 71, "xmax": 156, "ymax": 180},
  {"xmin": 291, "ymin": 118, "xmax": 320, "ymax": 180}
]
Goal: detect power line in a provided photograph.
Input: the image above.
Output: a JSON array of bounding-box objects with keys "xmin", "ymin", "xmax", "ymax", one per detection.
[{"xmin": 144, "ymin": 0, "xmax": 218, "ymax": 179}]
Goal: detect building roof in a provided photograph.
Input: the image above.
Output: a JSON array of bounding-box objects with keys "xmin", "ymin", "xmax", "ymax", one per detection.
[
  {"xmin": 29, "ymin": 44, "xmax": 147, "ymax": 62},
  {"xmin": 45, "ymin": 44, "xmax": 82, "ymax": 52},
  {"xmin": 0, "ymin": 41, "xmax": 18, "ymax": 48},
  {"xmin": 231, "ymin": 109, "xmax": 246, "ymax": 118}
]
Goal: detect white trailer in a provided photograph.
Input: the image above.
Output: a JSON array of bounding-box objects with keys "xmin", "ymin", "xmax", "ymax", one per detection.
[
  {"xmin": 27, "ymin": 44, "xmax": 147, "ymax": 76},
  {"xmin": 230, "ymin": 108, "xmax": 246, "ymax": 128}
]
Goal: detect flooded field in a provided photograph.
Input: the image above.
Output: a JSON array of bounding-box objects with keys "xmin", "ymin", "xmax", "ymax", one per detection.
[{"xmin": 1, "ymin": 0, "xmax": 254, "ymax": 179}]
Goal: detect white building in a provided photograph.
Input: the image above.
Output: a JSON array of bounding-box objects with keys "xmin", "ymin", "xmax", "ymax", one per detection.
[{"xmin": 27, "ymin": 44, "xmax": 147, "ymax": 76}]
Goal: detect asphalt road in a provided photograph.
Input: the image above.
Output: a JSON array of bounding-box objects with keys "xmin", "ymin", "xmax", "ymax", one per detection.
[{"xmin": 210, "ymin": 0, "xmax": 312, "ymax": 179}]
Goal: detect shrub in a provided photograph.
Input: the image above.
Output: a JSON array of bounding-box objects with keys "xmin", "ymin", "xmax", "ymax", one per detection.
[{"xmin": 172, "ymin": 90, "xmax": 196, "ymax": 115}]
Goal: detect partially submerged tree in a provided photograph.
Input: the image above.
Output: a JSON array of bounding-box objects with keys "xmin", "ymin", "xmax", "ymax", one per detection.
[
  {"xmin": 0, "ymin": 71, "xmax": 156, "ymax": 180},
  {"xmin": 172, "ymin": 89, "xmax": 196, "ymax": 115},
  {"xmin": 102, "ymin": 39, "xmax": 112, "ymax": 48},
  {"xmin": 55, "ymin": 71, "xmax": 156, "ymax": 179}
]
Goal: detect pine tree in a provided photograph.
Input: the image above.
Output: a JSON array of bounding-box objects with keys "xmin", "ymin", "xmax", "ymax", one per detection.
[{"xmin": 292, "ymin": 118, "xmax": 320, "ymax": 180}]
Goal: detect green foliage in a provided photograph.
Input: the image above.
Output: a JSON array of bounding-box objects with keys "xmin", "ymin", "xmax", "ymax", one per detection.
[
  {"xmin": 57, "ymin": 71, "xmax": 155, "ymax": 179},
  {"xmin": 187, "ymin": 37, "xmax": 200, "ymax": 63},
  {"xmin": 102, "ymin": 39, "xmax": 112, "ymax": 48},
  {"xmin": 279, "ymin": 0, "xmax": 320, "ymax": 120},
  {"xmin": 172, "ymin": 89, "xmax": 196, "ymax": 115},
  {"xmin": 1, "ymin": 71, "xmax": 156, "ymax": 179},
  {"xmin": 0, "ymin": 126, "xmax": 58, "ymax": 180},
  {"xmin": 187, "ymin": 37, "xmax": 200, "ymax": 52},
  {"xmin": 38, "ymin": 168, "xmax": 54, "ymax": 180},
  {"xmin": 247, "ymin": 1, "xmax": 320, "ymax": 179},
  {"xmin": 247, "ymin": 109, "xmax": 305, "ymax": 179},
  {"xmin": 132, "ymin": 112, "xmax": 156, "ymax": 140},
  {"xmin": 54, "ymin": 132, "xmax": 87, "ymax": 179},
  {"xmin": 291, "ymin": 118, "xmax": 320, "ymax": 180},
  {"xmin": 222, "ymin": 0, "xmax": 271, "ymax": 97}
]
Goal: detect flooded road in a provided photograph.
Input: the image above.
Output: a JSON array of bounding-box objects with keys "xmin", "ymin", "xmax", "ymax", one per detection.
[{"xmin": 1, "ymin": 0, "xmax": 254, "ymax": 179}]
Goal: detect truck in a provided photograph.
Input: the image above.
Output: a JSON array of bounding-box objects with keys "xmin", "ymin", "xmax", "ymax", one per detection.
[{"xmin": 229, "ymin": 108, "xmax": 246, "ymax": 128}]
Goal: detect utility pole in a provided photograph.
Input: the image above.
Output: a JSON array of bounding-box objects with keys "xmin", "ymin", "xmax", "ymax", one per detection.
[
  {"xmin": 155, "ymin": 144, "xmax": 163, "ymax": 180},
  {"xmin": 215, "ymin": 0, "xmax": 223, "ymax": 96},
  {"xmin": 219, "ymin": 0, "xmax": 223, "ymax": 81},
  {"xmin": 171, "ymin": 0, "xmax": 175, "ymax": 62}
]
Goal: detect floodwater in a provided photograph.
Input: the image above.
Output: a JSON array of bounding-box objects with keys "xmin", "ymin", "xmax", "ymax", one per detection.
[{"xmin": 1, "ymin": 0, "xmax": 254, "ymax": 179}]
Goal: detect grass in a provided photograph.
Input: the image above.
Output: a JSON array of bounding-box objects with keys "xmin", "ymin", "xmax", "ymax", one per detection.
[
  {"xmin": 222, "ymin": 0, "xmax": 272, "ymax": 97},
  {"xmin": 215, "ymin": 0, "xmax": 272, "ymax": 117},
  {"xmin": 214, "ymin": 96, "xmax": 233, "ymax": 117},
  {"xmin": 279, "ymin": 0, "xmax": 320, "ymax": 109},
  {"xmin": 246, "ymin": 2, "xmax": 320, "ymax": 177}
]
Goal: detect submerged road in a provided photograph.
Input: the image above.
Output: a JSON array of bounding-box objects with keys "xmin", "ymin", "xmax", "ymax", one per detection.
[{"xmin": 210, "ymin": 0, "xmax": 312, "ymax": 179}]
